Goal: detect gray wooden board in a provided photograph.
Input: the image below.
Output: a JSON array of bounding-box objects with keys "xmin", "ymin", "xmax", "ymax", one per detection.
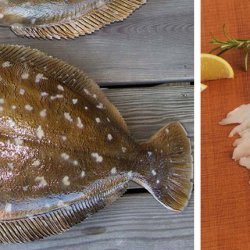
[
  {"xmin": 0, "ymin": 0, "xmax": 194, "ymax": 86},
  {"xmin": 103, "ymin": 84, "xmax": 194, "ymax": 144},
  {"xmin": 1, "ymin": 194, "xmax": 194, "ymax": 250},
  {"xmin": 0, "ymin": 84, "xmax": 194, "ymax": 250}
]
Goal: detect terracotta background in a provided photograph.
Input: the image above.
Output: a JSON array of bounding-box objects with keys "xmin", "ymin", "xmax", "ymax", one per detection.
[{"xmin": 201, "ymin": 0, "xmax": 250, "ymax": 249}]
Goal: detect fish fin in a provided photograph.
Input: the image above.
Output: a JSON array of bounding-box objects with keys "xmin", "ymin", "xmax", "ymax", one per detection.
[
  {"xmin": 0, "ymin": 44, "xmax": 128, "ymax": 133},
  {"xmin": 133, "ymin": 122, "xmax": 193, "ymax": 211},
  {"xmin": 10, "ymin": 0, "xmax": 146, "ymax": 40},
  {"xmin": 0, "ymin": 181, "xmax": 127, "ymax": 243}
]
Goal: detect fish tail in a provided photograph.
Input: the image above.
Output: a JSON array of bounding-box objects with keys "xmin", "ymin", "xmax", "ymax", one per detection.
[{"xmin": 131, "ymin": 122, "xmax": 193, "ymax": 211}]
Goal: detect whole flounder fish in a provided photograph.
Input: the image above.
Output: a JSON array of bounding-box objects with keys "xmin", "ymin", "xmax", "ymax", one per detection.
[
  {"xmin": 0, "ymin": 0, "xmax": 146, "ymax": 39},
  {"xmin": 0, "ymin": 44, "xmax": 193, "ymax": 243}
]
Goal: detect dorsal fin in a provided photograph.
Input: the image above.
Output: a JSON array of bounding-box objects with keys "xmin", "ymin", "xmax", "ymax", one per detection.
[
  {"xmin": 0, "ymin": 44, "xmax": 128, "ymax": 133},
  {"xmin": 0, "ymin": 178, "xmax": 128, "ymax": 243},
  {"xmin": 10, "ymin": 0, "xmax": 146, "ymax": 39}
]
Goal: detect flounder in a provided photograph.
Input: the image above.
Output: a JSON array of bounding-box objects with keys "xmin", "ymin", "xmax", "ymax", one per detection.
[
  {"xmin": 0, "ymin": 0, "xmax": 146, "ymax": 39},
  {"xmin": 0, "ymin": 44, "xmax": 193, "ymax": 243}
]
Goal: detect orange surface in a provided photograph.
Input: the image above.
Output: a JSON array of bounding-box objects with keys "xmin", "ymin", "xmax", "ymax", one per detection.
[{"xmin": 201, "ymin": 1, "xmax": 250, "ymax": 249}]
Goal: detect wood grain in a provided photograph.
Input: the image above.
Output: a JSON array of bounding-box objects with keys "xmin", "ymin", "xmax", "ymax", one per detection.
[
  {"xmin": 1, "ymin": 194, "xmax": 194, "ymax": 250},
  {"xmin": 104, "ymin": 84, "xmax": 194, "ymax": 144},
  {"xmin": 0, "ymin": 0, "xmax": 194, "ymax": 86},
  {"xmin": 1, "ymin": 84, "xmax": 194, "ymax": 249},
  {"xmin": 201, "ymin": 1, "xmax": 250, "ymax": 249}
]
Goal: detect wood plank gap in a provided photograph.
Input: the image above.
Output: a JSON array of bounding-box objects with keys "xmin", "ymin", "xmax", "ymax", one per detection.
[{"xmin": 100, "ymin": 81, "xmax": 192, "ymax": 88}]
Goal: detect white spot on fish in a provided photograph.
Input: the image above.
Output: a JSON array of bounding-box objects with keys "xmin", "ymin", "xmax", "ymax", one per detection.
[
  {"xmin": 0, "ymin": 98, "xmax": 4, "ymax": 104},
  {"xmin": 128, "ymin": 171, "xmax": 133, "ymax": 178},
  {"xmin": 57, "ymin": 84, "xmax": 64, "ymax": 91},
  {"xmin": 77, "ymin": 117, "xmax": 84, "ymax": 128},
  {"xmin": 156, "ymin": 180, "xmax": 160, "ymax": 184},
  {"xmin": 21, "ymin": 72, "xmax": 29, "ymax": 80},
  {"xmin": 111, "ymin": 167, "xmax": 117, "ymax": 174},
  {"xmin": 151, "ymin": 170, "xmax": 156, "ymax": 176},
  {"xmin": 84, "ymin": 89, "xmax": 90, "ymax": 95},
  {"xmin": 107, "ymin": 134, "xmax": 113, "ymax": 141},
  {"xmin": 165, "ymin": 128, "xmax": 170, "ymax": 134},
  {"xmin": 32, "ymin": 160, "xmax": 41, "ymax": 167},
  {"xmin": 2, "ymin": 61, "xmax": 11, "ymax": 68},
  {"xmin": 25, "ymin": 104, "xmax": 33, "ymax": 111},
  {"xmin": 61, "ymin": 136, "xmax": 67, "ymax": 141},
  {"xmin": 41, "ymin": 92, "xmax": 48, "ymax": 97},
  {"xmin": 72, "ymin": 99, "xmax": 78, "ymax": 104},
  {"xmin": 122, "ymin": 147, "xmax": 127, "ymax": 153},
  {"xmin": 11, "ymin": 105, "xmax": 17, "ymax": 110},
  {"xmin": 91, "ymin": 152, "xmax": 103, "ymax": 163},
  {"xmin": 80, "ymin": 171, "xmax": 86, "ymax": 178},
  {"xmin": 31, "ymin": 18, "xmax": 36, "ymax": 25},
  {"xmin": 7, "ymin": 118, "xmax": 15, "ymax": 127},
  {"xmin": 96, "ymin": 103, "xmax": 104, "ymax": 109},
  {"xmin": 23, "ymin": 186, "xmax": 29, "ymax": 192},
  {"xmin": 19, "ymin": 88, "xmax": 25, "ymax": 95},
  {"xmin": 40, "ymin": 109, "xmax": 47, "ymax": 118},
  {"xmin": 95, "ymin": 117, "xmax": 101, "ymax": 123},
  {"xmin": 5, "ymin": 203, "xmax": 12, "ymax": 213},
  {"xmin": 51, "ymin": 94, "xmax": 63, "ymax": 100},
  {"xmin": 64, "ymin": 112, "xmax": 73, "ymax": 122},
  {"xmin": 14, "ymin": 137, "xmax": 23, "ymax": 146},
  {"xmin": 62, "ymin": 176, "xmax": 70, "ymax": 186},
  {"xmin": 73, "ymin": 160, "xmax": 79, "ymax": 166},
  {"xmin": 35, "ymin": 176, "xmax": 48, "ymax": 188},
  {"xmin": 61, "ymin": 153, "xmax": 70, "ymax": 160},
  {"xmin": 7, "ymin": 163, "xmax": 14, "ymax": 170},
  {"xmin": 35, "ymin": 73, "xmax": 47, "ymax": 83},
  {"xmin": 36, "ymin": 126, "xmax": 45, "ymax": 140},
  {"xmin": 148, "ymin": 151, "xmax": 152, "ymax": 156}
]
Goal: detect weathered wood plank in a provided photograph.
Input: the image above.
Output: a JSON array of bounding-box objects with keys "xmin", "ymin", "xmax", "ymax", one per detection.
[
  {"xmin": 1, "ymin": 194, "xmax": 194, "ymax": 250},
  {"xmin": 104, "ymin": 84, "xmax": 194, "ymax": 144},
  {"xmin": 0, "ymin": 0, "xmax": 194, "ymax": 85}
]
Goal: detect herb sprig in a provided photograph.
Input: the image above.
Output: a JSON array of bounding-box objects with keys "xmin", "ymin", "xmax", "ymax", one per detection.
[{"xmin": 210, "ymin": 25, "xmax": 250, "ymax": 71}]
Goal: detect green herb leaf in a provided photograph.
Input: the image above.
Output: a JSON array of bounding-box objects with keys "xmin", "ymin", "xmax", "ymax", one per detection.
[{"xmin": 210, "ymin": 26, "xmax": 250, "ymax": 71}]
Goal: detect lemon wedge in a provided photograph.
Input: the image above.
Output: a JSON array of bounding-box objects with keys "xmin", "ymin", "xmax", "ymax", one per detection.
[
  {"xmin": 201, "ymin": 83, "xmax": 207, "ymax": 92},
  {"xmin": 201, "ymin": 53, "xmax": 234, "ymax": 81}
]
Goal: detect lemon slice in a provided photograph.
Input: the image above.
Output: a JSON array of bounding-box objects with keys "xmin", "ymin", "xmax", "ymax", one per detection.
[
  {"xmin": 201, "ymin": 53, "xmax": 234, "ymax": 81},
  {"xmin": 201, "ymin": 83, "xmax": 207, "ymax": 92}
]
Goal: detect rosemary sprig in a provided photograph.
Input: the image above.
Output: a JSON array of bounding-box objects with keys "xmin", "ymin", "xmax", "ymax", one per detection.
[{"xmin": 210, "ymin": 25, "xmax": 250, "ymax": 71}]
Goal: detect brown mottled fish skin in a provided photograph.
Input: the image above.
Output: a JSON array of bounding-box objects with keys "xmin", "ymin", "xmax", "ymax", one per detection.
[
  {"xmin": 0, "ymin": 44, "xmax": 193, "ymax": 244},
  {"xmin": 0, "ymin": 0, "xmax": 146, "ymax": 39}
]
